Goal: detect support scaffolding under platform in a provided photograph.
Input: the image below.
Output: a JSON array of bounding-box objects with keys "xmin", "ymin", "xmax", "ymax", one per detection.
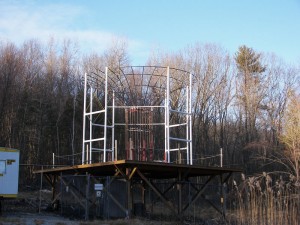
[{"xmin": 34, "ymin": 160, "xmax": 241, "ymax": 221}]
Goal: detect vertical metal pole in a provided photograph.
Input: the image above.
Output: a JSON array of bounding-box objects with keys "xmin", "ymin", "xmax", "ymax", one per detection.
[
  {"xmin": 72, "ymin": 93, "xmax": 76, "ymax": 166},
  {"xmin": 125, "ymin": 109, "xmax": 129, "ymax": 159},
  {"xmin": 178, "ymin": 144, "xmax": 181, "ymax": 164},
  {"xmin": 89, "ymin": 86, "xmax": 93, "ymax": 164},
  {"xmin": 166, "ymin": 66, "xmax": 170, "ymax": 163},
  {"xmin": 103, "ymin": 67, "xmax": 108, "ymax": 162},
  {"xmin": 186, "ymin": 86, "xmax": 189, "ymax": 164},
  {"xmin": 82, "ymin": 73, "xmax": 87, "ymax": 164},
  {"xmin": 115, "ymin": 140, "xmax": 118, "ymax": 161},
  {"xmin": 86, "ymin": 144, "xmax": 89, "ymax": 165},
  {"xmin": 112, "ymin": 91, "xmax": 115, "ymax": 161},
  {"xmin": 164, "ymin": 91, "xmax": 167, "ymax": 162},
  {"xmin": 52, "ymin": 153, "xmax": 55, "ymax": 168},
  {"xmin": 220, "ymin": 148, "xmax": 223, "ymax": 167},
  {"xmin": 189, "ymin": 73, "xmax": 193, "ymax": 165}
]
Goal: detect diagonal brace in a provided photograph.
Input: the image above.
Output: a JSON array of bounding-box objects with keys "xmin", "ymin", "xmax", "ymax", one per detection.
[
  {"xmin": 135, "ymin": 168, "xmax": 180, "ymax": 219},
  {"xmin": 182, "ymin": 175, "xmax": 215, "ymax": 213}
]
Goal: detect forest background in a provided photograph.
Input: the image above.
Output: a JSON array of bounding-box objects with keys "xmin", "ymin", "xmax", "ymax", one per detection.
[{"xmin": 1, "ymin": 38, "xmax": 299, "ymax": 182}]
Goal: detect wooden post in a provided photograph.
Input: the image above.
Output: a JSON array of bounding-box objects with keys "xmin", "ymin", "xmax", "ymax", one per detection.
[
  {"xmin": 126, "ymin": 168, "xmax": 132, "ymax": 218},
  {"xmin": 60, "ymin": 172, "xmax": 63, "ymax": 215},
  {"xmin": 85, "ymin": 173, "xmax": 90, "ymax": 220},
  {"xmin": 220, "ymin": 174, "xmax": 226, "ymax": 220},
  {"xmin": 178, "ymin": 171, "xmax": 182, "ymax": 220},
  {"xmin": 38, "ymin": 166, "xmax": 43, "ymax": 213}
]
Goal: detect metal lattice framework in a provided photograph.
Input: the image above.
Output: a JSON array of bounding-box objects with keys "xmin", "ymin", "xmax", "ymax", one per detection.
[{"xmin": 82, "ymin": 66, "xmax": 193, "ymax": 165}]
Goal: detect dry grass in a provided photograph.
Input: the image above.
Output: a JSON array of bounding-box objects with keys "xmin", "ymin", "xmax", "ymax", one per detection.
[{"xmin": 229, "ymin": 172, "xmax": 300, "ymax": 225}]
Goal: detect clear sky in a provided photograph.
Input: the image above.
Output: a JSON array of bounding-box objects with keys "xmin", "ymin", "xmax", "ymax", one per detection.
[{"xmin": 0, "ymin": 0, "xmax": 299, "ymax": 65}]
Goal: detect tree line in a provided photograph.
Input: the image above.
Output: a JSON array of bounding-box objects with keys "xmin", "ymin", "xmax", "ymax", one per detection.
[{"xmin": 0, "ymin": 38, "xmax": 299, "ymax": 182}]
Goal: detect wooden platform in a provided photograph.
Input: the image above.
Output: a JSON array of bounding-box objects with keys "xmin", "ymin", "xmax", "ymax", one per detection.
[
  {"xmin": 34, "ymin": 160, "xmax": 242, "ymax": 221},
  {"xmin": 34, "ymin": 159, "xmax": 241, "ymax": 178}
]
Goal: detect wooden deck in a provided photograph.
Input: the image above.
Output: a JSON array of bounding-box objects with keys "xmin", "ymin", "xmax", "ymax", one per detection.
[
  {"xmin": 34, "ymin": 160, "xmax": 242, "ymax": 221},
  {"xmin": 34, "ymin": 159, "xmax": 241, "ymax": 178}
]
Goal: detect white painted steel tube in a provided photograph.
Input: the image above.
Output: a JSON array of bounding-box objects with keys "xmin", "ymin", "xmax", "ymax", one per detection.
[
  {"xmin": 167, "ymin": 67, "xmax": 170, "ymax": 162},
  {"xmin": 164, "ymin": 90, "xmax": 167, "ymax": 162},
  {"xmin": 84, "ymin": 137, "xmax": 105, "ymax": 143},
  {"xmin": 103, "ymin": 67, "xmax": 108, "ymax": 162},
  {"xmin": 186, "ymin": 85, "xmax": 189, "ymax": 164},
  {"xmin": 112, "ymin": 91, "xmax": 115, "ymax": 161},
  {"xmin": 169, "ymin": 137, "xmax": 192, "ymax": 142},
  {"xmin": 85, "ymin": 110, "xmax": 105, "ymax": 115},
  {"xmin": 189, "ymin": 72, "xmax": 193, "ymax": 165},
  {"xmin": 169, "ymin": 123, "xmax": 187, "ymax": 128},
  {"xmin": 89, "ymin": 86, "xmax": 93, "ymax": 164},
  {"xmin": 82, "ymin": 73, "xmax": 87, "ymax": 164}
]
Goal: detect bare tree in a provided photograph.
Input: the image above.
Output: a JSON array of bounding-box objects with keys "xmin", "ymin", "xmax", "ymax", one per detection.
[
  {"xmin": 280, "ymin": 90, "xmax": 300, "ymax": 183},
  {"xmin": 0, "ymin": 42, "xmax": 24, "ymax": 147}
]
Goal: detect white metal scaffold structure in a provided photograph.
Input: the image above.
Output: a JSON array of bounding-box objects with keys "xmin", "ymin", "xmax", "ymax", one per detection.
[{"xmin": 82, "ymin": 66, "xmax": 193, "ymax": 165}]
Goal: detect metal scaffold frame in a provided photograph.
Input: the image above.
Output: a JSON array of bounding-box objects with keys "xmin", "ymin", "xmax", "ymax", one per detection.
[{"xmin": 82, "ymin": 66, "xmax": 193, "ymax": 165}]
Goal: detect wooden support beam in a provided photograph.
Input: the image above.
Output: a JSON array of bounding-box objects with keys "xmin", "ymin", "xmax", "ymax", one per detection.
[
  {"xmin": 188, "ymin": 174, "xmax": 230, "ymax": 222},
  {"xmin": 114, "ymin": 164, "xmax": 127, "ymax": 178},
  {"xmin": 223, "ymin": 172, "xmax": 232, "ymax": 183},
  {"xmin": 85, "ymin": 174, "xmax": 90, "ymax": 220},
  {"xmin": 152, "ymin": 181, "xmax": 176, "ymax": 204},
  {"xmin": 104, "ymin": 186, "xmax": 128, "ymax": 214},
  {"xmin": 44, "ymin": 174, "xmax": 53, "ymax": 185},
  {"xmin": 220, "ymin": 174, "xmax": 226, "ymax": 221},
  {"xmin": 51, "ymin": 192, "xmax": 61, "ymax": 206},
  {"xmin": 126, "ymin": 168, "xmax": 132, "ymax": 218},
  {"xmin": 182, "ymin": 168, "xmax": 191, "ymax": 180},
  {"xmin": 128, "ymin": 167, "xmax": 137, "ymax": 180},
  {"xmin": 188, "ymin": 180, "xmax": 226, "ymax": 218},
  {"xmin": 135, "ymin": 168, "xmax": 180, "ymax": 219},
  {"xmin": 61, "ymin": 176, "xmax": 90, "ymax": 203},
  {"xmin": 44, "ymin": 174, "xmax": 58, "ymax": 204},
  {"xmin": 90, "ymin": 176, "xmax": 127, "ymax": 214},
  {"xmin": 182, "ymin": 175, "xmax": 215, "ymax": 213},
  {"xmin": 200, "ymin": 193, "xmax": 224, "ymax": 216},
  {"xmin": 178, "ymin": 171, "xmax": 182, "ymax": 218},
  {"xmin": 60, "ymin": 177, "xmax": 86, "ymax": 209}
]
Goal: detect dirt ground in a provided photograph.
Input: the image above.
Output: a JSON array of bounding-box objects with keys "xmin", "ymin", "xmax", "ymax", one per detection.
[
  {"xmin": 0, "ymin": 213, "xmax": 180, "ymax": 225},
  {"xmin": 1, "ymin": 208, "xmax": 181, "ymax": 225},
  {"xmin": 0, "ymin": 190, "xmax": 226, "ymax": 225},
  {"xmin": 0, "ymin": 191, "xmax": 182, "ymax": 225}
]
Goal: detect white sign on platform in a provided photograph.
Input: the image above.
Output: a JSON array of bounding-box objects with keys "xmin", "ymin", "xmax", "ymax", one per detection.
[{"xmin": 94, "ymin": 183, "xmax": 103, "ymax": 191}]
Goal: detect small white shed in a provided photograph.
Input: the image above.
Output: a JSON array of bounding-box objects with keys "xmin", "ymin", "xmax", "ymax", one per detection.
[{"xmin": 0, "ymin": 147, "xmax": 20, "ymax": 198}]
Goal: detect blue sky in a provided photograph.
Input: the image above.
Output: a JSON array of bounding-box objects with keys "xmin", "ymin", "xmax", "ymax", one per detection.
[{"xmin": 0, "ymin": 0, "xmax": 299, "ymax": 65}]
